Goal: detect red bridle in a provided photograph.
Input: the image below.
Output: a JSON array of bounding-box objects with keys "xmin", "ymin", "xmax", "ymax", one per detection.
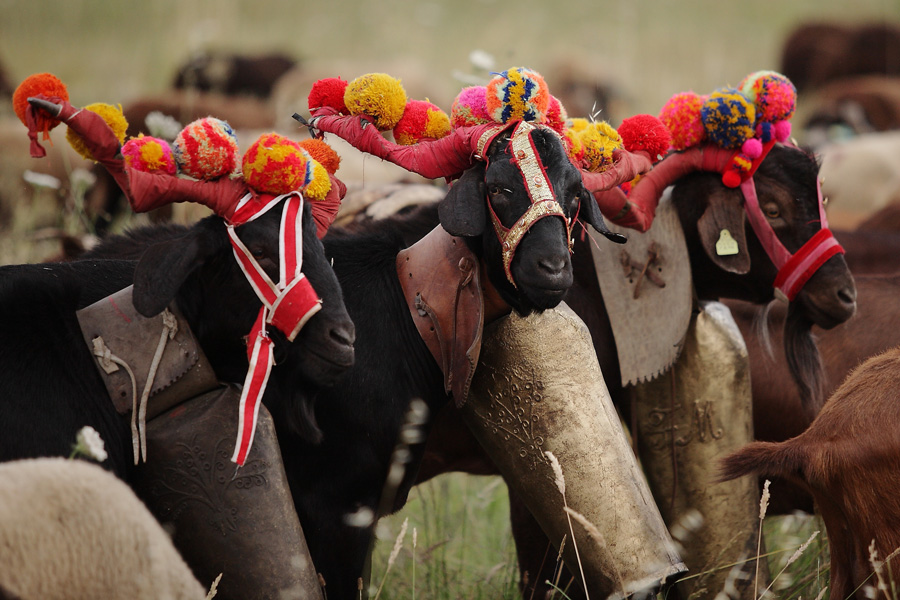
[{"xmin": 730, "ymin": 141, "xmax": 844, "ymax": 302}]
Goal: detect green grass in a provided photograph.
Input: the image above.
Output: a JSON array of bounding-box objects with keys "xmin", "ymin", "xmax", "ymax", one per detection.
[
  {"xmin": 370, "ymin": 473, "xmax": 837, "ymax": 600},
  {"xmin": 369, "ymin": 473, "xmax": 521, "ymax": 600}
]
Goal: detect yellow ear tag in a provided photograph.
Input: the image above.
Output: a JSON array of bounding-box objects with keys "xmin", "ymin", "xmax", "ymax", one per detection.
[{"xmin": 715, "ymin": 229, "xmax": 739, "ymax": 256}]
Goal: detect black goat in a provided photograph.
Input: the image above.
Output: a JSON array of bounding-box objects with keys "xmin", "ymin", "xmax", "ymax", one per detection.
[
  {"xmin": 344, "ymin": 143, "xmax": 859, "ymax": 599},
  {"xmin": 0, "ymin": 200, "xmax": 354, "ymax": 478}
]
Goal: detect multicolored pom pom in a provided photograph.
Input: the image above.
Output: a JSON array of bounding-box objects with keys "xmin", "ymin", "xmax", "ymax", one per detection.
[
  {"xmin": 242, "ymin": 132, "xmax": 310, "ymax": 195},
  {"xmin": 12, "ymin": 73, "xmax": 69, "ymax": 136},
  {"xmin": 617, "ymin": 114, "xmax": 672, "ymax": 162},
  {"xmin": 450, "ymin": 86, "xmax": 491, "ymax": 129},
  {"xmin": 701, "ymin": 88, "xmax": 756, "ymax": 149},
  {"xmin": 66, "ymin": 102, "xmax": 128, "ymax": 161},
  {"xmin": 308, "ymin": 77, "xmax": 349, "ymax": 114},
  {"xmin": 173, "ymin": 117, "xmax": 239, "ymax": 180},
  {"xmin": 298, "ymin": 138, "xmax": 341, "ymax": 175},
  {"xmin": 577, "ymin": 121, "xmax": 623, "ymax": 172},
  {"xmin": 658, "ymin": 91, "xmax": 707, "ymax": 151},
  {"xmin": 739, "ymin": 70, "xmax": 797, "ymax": 125},
  {"xmin": 122, "ymin": 135, "xmax": 176, "ymax": 175},
  {"xmin": 343, "ymin": 73, "xmax": 408, "ymax": 130},
  {"xmin": 485, "ymin": 67, "xmax": 550, "ymax": 124},
  {"xmin": 544, "ymin": 95, "xmax": 568, "ymax": 134},
  {"xmin": 393, "ymin": 99, "xmax": 451, "ymax": 145}
]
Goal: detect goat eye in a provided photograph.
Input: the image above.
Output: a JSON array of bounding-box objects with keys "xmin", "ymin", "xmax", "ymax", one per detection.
[
  {"xmin": 250, "ymin": 247, "xmax": 266, "ymax": 259},
  {"xmin": 764, "ymin": 205, "xmax": 781, "ymax": 219},
  {"xmin": 488, "ymin": 185, "xmax": 502, "ymax": 196}
]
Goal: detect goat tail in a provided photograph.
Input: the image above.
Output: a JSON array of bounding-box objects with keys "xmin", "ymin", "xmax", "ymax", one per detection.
[{"xmin": 716, "ymin": 440, "xmax": 806, "ymax": 484}]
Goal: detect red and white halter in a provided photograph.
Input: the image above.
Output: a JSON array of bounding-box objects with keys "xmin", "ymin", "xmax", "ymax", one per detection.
[
  {"xmin": 227, "ymin": 192, "xmax": 322, "ymax": 465},
  {"xmin": 734, "ymin": 140, "xmax": 844, "ymax": 302}
]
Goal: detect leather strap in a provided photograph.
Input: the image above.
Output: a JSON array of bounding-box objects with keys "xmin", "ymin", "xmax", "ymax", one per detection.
[{"xmin": 397, "ymin": 226, "xmax": 488, "ymax": 407}]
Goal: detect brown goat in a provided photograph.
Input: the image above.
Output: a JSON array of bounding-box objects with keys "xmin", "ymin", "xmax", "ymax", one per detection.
[{"xmin": 719, "ymin": 345, "xmax": 900, "ymax": 599}]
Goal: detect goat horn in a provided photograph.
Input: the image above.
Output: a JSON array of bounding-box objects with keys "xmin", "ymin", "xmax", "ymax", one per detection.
[{"xmin": 626, "ymin": 145, "xmax": 737, "ymax": 209}]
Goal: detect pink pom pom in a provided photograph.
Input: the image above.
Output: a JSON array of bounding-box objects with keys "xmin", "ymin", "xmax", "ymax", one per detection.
[
  {"xmin": 544, "ymin": 95, "xmax": 568, "ymax": 134},
  {"xmin": 742, "ymin": 137, "xmax": 763, "ymax": 159},
  {"xmin": 450, "ymin": 86, "xmax": 490, "ymax": 129},
  {"xmin": 618, "ymin": 114, "xmax": 672, "ymax": 161},
  {"xmin": 775, "ymin": 120, "xmax": 792, "ymax": 142},
  {"xmin": 658, "ymin": 91, "xmax": 707, "ymax": 150},
  {"xmin": 122, "ymin": 135, "xmax": 176, "ymax": 175}
]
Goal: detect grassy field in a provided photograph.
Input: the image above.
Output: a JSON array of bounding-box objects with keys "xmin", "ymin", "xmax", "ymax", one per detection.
[{"xmin": 2, "ymin": 1, "xmax": 899, "ymax": 598}]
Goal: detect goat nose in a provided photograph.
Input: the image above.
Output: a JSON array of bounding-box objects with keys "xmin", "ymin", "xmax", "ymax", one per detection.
[
  {"xmin": 330, "ymin": 322, "xmax": 356, "ymax": 348},
  {"xmin": 837, "ymin": 286, "xmax": 857, "ymax": 312},
  {"xmin": 537, "ymin": 256, "xmax": 567, "ymax": 276}
]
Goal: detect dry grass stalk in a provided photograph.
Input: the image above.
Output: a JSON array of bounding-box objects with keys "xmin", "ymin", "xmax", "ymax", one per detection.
[
  {"xmin": 205, "ymin": 573, "xmax": 222, "ymax": 600},
  {"xmin": 372, "ymin": 517, "xmax": 408, "ymax": 600},
  {"xmin": 758, "ymin": 530, "xmax": 820, "ymax": 599},
  {"xmin": 755, "ymin": 480, "xmax": 772, "ymax": 600},
  {"xmin": 544, "ymin": 451, "xmax": 589, "ymax": 600},
  {"xmin": 564, "ymin": 506, "xmax": 625, "ymax": 593}
]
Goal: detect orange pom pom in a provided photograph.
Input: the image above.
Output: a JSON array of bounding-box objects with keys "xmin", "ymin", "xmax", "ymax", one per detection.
[
  {"xmin": 13, "ymin": 73, "xmax": 69, "ymax": 136},
  {"xmin": 298, "ymin": 138, "xmax": 341, "ymax": 175}
]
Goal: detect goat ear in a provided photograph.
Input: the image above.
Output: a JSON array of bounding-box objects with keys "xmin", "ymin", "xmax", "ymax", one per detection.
[
  {"xmin": 697, "ymin": 188, "xmax": 751, "ymax": 274},
  {"xmin": 133, "ymin": 230, "xmax": 209, "ymax": 317},
  {"xmin": 580, "ymin": 188, "xmax": 627, "ymax": 244},
  {"xmin": 439, "ymin": 163, "xmax": 486, "ymax": 237}
]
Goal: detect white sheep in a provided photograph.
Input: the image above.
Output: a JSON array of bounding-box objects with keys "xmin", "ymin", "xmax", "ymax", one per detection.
[{"xmin": 0, "ymin": 457, "xmax": 207, "ymax": 600}]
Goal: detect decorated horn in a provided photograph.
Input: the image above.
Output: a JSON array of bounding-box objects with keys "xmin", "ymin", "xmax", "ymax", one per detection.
[{"xmin": 626, "ymin": 145, "xmax": 736, "ymax": 209}]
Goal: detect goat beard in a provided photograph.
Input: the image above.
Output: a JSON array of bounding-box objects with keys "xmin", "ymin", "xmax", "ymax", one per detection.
[{"xmin": 783, "ymin": 302, "xmax": 826, "ymax": 421}]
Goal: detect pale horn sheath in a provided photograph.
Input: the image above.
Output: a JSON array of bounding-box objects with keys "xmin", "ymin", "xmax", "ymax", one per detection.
[
  {"xmin": 629, "ymin": 301, "xmax": 769, "ymax": 600},
  {"xmin": 462, "ymin": 303, "xmax": 685, "ymax": 598}
]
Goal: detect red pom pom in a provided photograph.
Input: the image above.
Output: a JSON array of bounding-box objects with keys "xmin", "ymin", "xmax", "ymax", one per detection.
[
  {"xmin": 617, "ymin": 114, "xmax": 672, "ymax": 161},
  {"xmin": 13, "ymin": 73, "xmax": 69, "ymax": 134},
  {"xmin": 308, "ymin": 78, "xmax": 349, "ymax": 113},
  {"xmin": 722, "ymin": 170, "xmax": 742, "ymax": 188}
]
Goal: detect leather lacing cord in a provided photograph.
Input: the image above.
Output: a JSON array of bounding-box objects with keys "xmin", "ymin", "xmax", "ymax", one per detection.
[{"xmin": 90, "ymin": 309, "xmax": 178, "ymax": 464}]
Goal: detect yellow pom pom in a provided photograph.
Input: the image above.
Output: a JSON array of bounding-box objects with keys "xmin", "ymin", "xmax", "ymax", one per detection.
[
  {"xmin": 577, "ymin": 121, "xmax": 623, "ymax": 172},
  {"xmin": 343, "ymin": 73, "xmax": 408, "ymax": 131},
  {"xmin": 304, "ymin": 158, "xmax": 332, "ymax": 201},
  {"xmin": 66, "ymin": 102, "xmax": 128, "ymax": 161},
  {"xmin": 568, "ymin": 117, "xmax": 591, "ymax": 133}
]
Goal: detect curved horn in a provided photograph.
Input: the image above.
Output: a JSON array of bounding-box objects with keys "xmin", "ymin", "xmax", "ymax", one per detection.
[
  {"xmin": 580, "ymin": 149, "xmax": 653, "ymax": 193},
  {"xmin": 627, "ymin": 145, "xmax": 736, "ymax": 209}
]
